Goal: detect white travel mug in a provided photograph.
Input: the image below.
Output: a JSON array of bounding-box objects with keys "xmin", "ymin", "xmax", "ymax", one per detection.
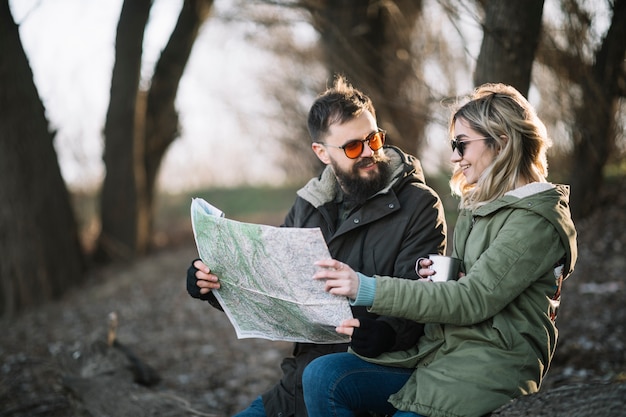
[{"xmin": 427, "ymin": 255, "xmax": 462, "ymax": 282}]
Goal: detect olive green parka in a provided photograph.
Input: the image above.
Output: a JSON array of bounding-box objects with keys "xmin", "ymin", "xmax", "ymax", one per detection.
[{"xmin": 361, "ymin": 182, "xmax": 578, "ymax": 417}]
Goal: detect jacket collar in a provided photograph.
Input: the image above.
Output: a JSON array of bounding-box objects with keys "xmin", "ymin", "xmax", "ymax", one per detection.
[
  {"xmin": 296, "ymin": 145, "xmax": 423, "ymax": 208},
  {"xmin": 472, "ymin": 183, "xmax": 566, "ymax": 217},
  {"xmin": 470, "ymin": 183, "xmax": 577, "ymax": 279}
]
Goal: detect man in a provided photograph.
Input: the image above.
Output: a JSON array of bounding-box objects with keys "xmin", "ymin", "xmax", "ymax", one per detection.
[{"xmin": 186, "ymin": 75, "xmax": 447, "ymax": 417}]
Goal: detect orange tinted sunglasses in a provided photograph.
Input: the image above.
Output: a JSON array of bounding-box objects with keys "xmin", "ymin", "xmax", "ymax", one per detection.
[{"xmin": 320, "ymin": 129, "xmax": 386, "ymax": 159}]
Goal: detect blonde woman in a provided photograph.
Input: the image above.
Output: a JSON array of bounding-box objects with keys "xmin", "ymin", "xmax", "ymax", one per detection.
[{"xmin": 303, "ymin": 83, "xmax": 578, "ymax": 417}]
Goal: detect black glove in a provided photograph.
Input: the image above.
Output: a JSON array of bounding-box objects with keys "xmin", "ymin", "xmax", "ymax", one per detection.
[
  {"xmin": 186, "ymin": 259, "xmax": 224, "ymax": 311},
  {"xmin": 186, "ymin": 258, "xmax": 211, "ymax": 300},
  {"xmin": 350, "ymin": 317, "xmax": 396, "ymax": 358}
]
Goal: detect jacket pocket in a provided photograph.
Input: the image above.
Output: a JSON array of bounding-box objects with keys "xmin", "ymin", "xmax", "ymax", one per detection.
[{"xmin": 491, "ymin": 315, "xmax": 514, "ymax": 350}]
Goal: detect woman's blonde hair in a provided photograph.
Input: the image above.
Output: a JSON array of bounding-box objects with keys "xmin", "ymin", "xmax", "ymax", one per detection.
[{"xmin": 449, "ymin": 83, "xmax": 551, "ymax": 209}]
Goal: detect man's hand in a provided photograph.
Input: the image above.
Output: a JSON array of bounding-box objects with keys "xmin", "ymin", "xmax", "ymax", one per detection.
[
  {"xmin": 335, "ymin": 318, "xmax": 396, "ymax": 358},
  {"xmin": 335, "ymin": 318, "xmax": 361, "ymax": 337},
  {"xmin": 192, "ymin": 259, "xmax": 221, "ymax": 294},
  {"xmin": 186, "ymin": 258, "xmax": 220, "ymax": 300},
  {"xmin": 350, "ymin": 317, "xmax": 396, "ymax": 358}
]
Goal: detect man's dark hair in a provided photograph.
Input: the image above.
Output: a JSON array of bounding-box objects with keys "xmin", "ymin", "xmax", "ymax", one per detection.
[{"xmin": 307, "ymin": 75, "xmax": 376, "ymax": 143}]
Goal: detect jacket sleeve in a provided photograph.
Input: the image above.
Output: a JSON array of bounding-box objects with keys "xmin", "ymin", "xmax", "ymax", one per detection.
[
  {"xmin": 379, "ymin": 184, "xmax": 447, "ymax": 350},
  {"xmin": 371, "ymin": 209, "xmax": 564, "ymax": 325},
  {"xmin": 393, "ymin": 185, "xmax": 448, "ymax": 275}
]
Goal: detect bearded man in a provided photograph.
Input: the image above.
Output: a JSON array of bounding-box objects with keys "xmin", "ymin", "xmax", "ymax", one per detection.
[{"xmin": 186, "ymin": 75, "xmax": 447, "ymax": 417}]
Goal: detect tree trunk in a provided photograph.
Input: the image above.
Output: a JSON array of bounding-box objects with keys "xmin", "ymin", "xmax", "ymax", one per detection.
[
  {"xmin": 0, "ymin": 0, "xmax": 84, "ymax": 316},
  {"xmin": 567, "ymin": 0, "xmax": 626, "ymax": 218},
  {"xmin": 98, "ymin": 0, "xmax": 213, "ymax": 262},
  {"xmin": 143, "ymin": 0, "xmax": 214, "ymax": 237},
  {"xmin": 97, "ymin": 0, "xmax": 152, "ymax": 262},
  {"xmin": 535, "ymin": 0, "xmax": 626, "ymax": 219},
  {"xmin": 307, "ymin": 0, "xmax": 426, "ymax": 154},
  {"xmin": 474, "ymin": 0, "xmax": 544, "ymax": 97}
]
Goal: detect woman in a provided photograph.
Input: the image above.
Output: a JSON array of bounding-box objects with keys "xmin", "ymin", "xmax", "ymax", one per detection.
[{"xmin": 302, "ymin": 83, "xmax": 578, "ymax": 417}]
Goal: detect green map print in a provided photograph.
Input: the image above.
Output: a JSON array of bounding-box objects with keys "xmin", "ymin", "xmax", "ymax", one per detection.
[{"xmin": 191, "ymin": 198, "xmax": 352, "ymax": 343}]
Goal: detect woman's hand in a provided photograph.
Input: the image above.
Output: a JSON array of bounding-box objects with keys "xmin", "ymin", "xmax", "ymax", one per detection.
[
  {"xmin": 415, "ymin": 257, "xmax": 465, "ymax": 281},
  {"xmin": 313, "ymin": 259, "xmax": 359, "ymax": 299},
  {"xmin": 415, "ymin": 257, "xmax": 435, "ymax": 281}
]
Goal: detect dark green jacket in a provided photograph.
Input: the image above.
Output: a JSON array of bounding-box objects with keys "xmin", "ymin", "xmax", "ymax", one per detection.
[
  {"xmin": 362, "ymin": 183, "xmax": 578, "ymax": 417},
  {"xmin": 263, "ymin": 145, "xmax": 447, "ymax": 417}
]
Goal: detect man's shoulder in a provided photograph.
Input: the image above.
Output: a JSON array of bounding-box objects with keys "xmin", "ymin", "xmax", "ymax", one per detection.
[
  {"xmin": 384, "ymin": 145, "xmax": 426, "ymax": 183},
  {"xmin": 395, "ymin": 176, "xmax": 442, "ymax": 202}
]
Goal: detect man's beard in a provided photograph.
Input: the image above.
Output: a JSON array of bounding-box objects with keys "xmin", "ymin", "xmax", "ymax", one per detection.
[{"xmin": 332, "ymin": 153, "xmax": 392, "ymax": 203}]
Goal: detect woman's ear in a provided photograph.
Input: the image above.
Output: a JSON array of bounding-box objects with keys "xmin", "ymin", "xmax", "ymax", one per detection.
[
  {"xmin": 498, "ymin": 135, "xmax": 509, "ymax": 153},
  {"xmin": 312, "ymin": 142, "xmax": 331, "ymax": 165}
]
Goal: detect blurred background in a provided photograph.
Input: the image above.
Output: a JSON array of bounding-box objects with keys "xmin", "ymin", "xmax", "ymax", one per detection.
[
  {"xmin": 2, "ymin": 1, "xmax": 626, "ymax": 415},
  {"xmin": 2, "ymin": 0, "xmax": 625, "ymax": 314}
]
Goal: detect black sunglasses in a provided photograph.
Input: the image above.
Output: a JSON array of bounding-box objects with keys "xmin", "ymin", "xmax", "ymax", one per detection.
[
  {"xmin": 450, "ymin": 137, "xmax": 490, "ymax": 157},
  {"xmin": 320, "ymin": 129, "xmax": 386, "ymax": 159}
]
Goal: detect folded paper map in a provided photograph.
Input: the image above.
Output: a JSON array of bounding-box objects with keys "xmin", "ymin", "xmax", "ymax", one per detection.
[{"xmin": 190, "ymin": 198, "xmax": 352, "ymax": 343}]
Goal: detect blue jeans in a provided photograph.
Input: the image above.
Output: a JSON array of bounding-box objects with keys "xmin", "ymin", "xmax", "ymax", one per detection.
[
  {"xmin": 232, "ymin": 396, "xmax": 266, "ymax": 416},
  {"xmin": 302, "ymin": 352, "xmax": 425, "ymax": 417}
]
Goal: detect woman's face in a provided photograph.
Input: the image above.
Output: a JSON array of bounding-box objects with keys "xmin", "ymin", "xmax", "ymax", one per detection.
[{"xmin": 450, "ymin": 117, "xmax": 497, "ymax": 185}]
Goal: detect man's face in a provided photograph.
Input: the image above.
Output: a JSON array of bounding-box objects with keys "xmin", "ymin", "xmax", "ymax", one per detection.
[{"xmin": 312, "ymin": 110, "xmax": 391, "ymax": 201}]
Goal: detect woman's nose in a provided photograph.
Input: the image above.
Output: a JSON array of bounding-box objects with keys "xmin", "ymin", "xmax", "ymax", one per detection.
[{"xmin": 450, "ymin": 149, "xmax": 462, "ymax": 163}]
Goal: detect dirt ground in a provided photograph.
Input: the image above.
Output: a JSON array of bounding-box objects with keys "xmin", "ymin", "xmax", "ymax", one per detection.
[{"xmin": 1, "ymin": 180, "xmax": 625, "ymax": 417}]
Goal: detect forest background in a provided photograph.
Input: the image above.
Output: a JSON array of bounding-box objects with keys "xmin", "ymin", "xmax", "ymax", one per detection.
[
  {"xmin": 0, "ymin": 0, "xmax": 625, "ymax": 415},
  {"xmin": 2, "ymin": 0, "xmax": 624, "ymax": 314}
]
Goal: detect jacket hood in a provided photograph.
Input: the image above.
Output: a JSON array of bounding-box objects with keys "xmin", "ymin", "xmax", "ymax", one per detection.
[
  {"xmin": 296, "ymin": 145, "xmax": 426, "ymax": 208},
  {"xmin": 474, "ymin": 183, "xmax": 578, "ymax": 279}
]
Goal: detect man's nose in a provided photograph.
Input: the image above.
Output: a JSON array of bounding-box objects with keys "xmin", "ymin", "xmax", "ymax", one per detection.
[{"xmin": 360, "ymin": 141, "xmax": 375, "ymax": 157}]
